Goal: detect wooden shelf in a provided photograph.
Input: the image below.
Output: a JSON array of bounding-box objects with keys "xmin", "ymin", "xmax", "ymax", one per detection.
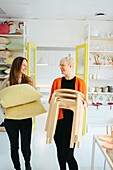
[{"xmin": 85, "ymin": 36, "xmax": 113, "ymax": 40}]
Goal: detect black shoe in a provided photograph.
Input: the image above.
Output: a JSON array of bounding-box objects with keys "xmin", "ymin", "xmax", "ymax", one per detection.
[
  {"xmin": 25, "ymin": 162, "xmax": 31, "ymax": 170},
  {"xmin": 0, "ymin": 122, "xmax": 4, "ymax": 127}
]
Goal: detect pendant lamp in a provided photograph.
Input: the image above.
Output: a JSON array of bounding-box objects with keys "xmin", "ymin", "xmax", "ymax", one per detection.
[{"xmin": 37, "ymin": 56, "xmax": 48, "ymax": 66}]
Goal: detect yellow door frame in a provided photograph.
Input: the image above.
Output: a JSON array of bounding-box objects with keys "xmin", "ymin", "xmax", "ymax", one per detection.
[
  {"xmin": 76, "ymin": 43, "xmax": 88, "ymax": 135},
  {"xmin": 27, "ymin": 42, "xmax": 37, "ymax": 130}
]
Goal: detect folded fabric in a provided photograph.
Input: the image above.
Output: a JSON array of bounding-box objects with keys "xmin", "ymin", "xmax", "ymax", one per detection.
[
  {"xmin": 6, "ymin": 43, "xmax": 24, "ymax": 50},
  {"xmin": 5, "ymin": 99, "xmax": 47, "ymax": 120},
  {"xmin": 0, "ymin": 37, "xmax": 10, "ymax": 44},
  {"xmin": 0, "ymin": 75, "xmax": 9, "ymax": 78},
  {"xmin": 4, "ymin": 57, "xmax": 16, "ymax": 64},
  {"xmin": 0, "ymin": 51, "xmax": 12, "ymax": 58},
  {"xmin": 0, "ymin": 84, "xmax": 43, "ymax": 108},
  {"xmin": 4, "ymin": 68, "xmax": 10, "ymax": 74},
  {"xmin": 0, "ymin": 70, "xmax": 7, "ymax": 75},
  {"xmin": 0, "ymin": 44, "xmax": 6, "ymax": 50},
  {"xmin": 0, "ymin": 67, "xmax": 8, "ymax": 70}
]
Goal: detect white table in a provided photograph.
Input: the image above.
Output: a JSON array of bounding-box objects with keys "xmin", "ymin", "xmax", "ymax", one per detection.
[{"xmin": 91, "ymin": 135, "xmax": 113, "ymax": 170}]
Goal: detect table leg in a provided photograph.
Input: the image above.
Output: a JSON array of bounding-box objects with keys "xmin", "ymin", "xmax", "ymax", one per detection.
[{"xmin": 91, "ymin": 135, "xmax": 96, "ymax": 170}]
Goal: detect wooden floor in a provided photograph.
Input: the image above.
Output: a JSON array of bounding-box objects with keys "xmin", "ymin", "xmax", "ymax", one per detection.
[{"xmin": 0, "ymin": 127, "xmax": 6, "ymax": 132}]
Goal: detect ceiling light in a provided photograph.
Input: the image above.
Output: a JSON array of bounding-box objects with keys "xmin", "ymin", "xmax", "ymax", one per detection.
[{"xmin": 95, "ymin": 13, "xmax": 106, "ymax": 16}]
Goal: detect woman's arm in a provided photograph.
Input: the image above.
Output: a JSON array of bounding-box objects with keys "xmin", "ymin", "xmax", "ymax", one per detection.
[{"xmin": 0, "ymin": 78, "xmax": 10, "ymax": 90}]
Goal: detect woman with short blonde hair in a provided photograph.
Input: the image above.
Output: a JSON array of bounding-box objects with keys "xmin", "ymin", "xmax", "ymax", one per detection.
[{"xmin": 49, "ymin": 54, "xmax": 87, "ymax": 170}]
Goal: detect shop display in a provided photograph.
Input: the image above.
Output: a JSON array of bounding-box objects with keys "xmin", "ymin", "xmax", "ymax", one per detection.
[{"xmin": 86, "ymin": 25, "xmax": 113, "ymax": 108}]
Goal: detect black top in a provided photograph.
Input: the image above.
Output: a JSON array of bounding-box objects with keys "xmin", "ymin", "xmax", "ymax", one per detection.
[
  {"xmin": 61, "ymin": 76, "xmax": 76, "ymax": 90},
  {"xmin": 60, "ymin": 76, "xmax": 76, "ymax": 129}
]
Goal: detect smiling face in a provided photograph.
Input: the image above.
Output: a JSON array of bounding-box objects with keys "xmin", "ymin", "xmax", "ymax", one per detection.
[
  {"xmin": 60, "ymin": 61, "xmax": 72, "ymax": 76},
  {"xmin": 20, "ymin": 59, "xmax": 28, "ymax": 74}
]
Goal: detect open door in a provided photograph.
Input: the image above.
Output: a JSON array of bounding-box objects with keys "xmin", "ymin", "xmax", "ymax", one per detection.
[
  {"xmin": 27, "ymin": 42, "xmax": 37, "ymax": 130},
  {"xmin": 76, "ymin": 43, "xmax": 88, "ymax": 135}
]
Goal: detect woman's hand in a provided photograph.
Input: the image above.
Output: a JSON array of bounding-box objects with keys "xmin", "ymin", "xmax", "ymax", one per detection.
[{"xmin": 83, "ymin": 100, "xmax": 87, "ymax": 110}]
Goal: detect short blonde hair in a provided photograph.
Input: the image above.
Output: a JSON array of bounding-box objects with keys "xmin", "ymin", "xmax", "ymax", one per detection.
[{"xmin": 59, "ymin": 54, "xmax": 74, "ymax": 66}]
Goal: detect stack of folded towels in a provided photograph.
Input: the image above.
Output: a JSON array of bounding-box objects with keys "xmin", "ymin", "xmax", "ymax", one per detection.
[
  {"xmin": 0, "ymin": 65, "xmax": 9, "ymax": 78},
  {"xmin": 0, "ymin": 37, "xmax": 11, "ymax": 51},
  {"xmin": 0, "ymin": 84, "xmax": 47, "ymax": 119}
]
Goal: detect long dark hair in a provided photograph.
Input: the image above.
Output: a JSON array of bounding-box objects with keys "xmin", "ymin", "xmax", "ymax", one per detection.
[{"xmin": 9, "ymin": 56, "xmax": 30, "ymax": 85}]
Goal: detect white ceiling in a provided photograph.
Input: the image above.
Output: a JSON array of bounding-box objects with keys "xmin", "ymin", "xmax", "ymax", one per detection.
[{"xmin": 0, "ymin": 0, "xmax": 113, "ymax": 21}]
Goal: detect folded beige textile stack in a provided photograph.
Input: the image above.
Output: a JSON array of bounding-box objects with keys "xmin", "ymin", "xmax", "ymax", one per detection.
[
  {"xmin": 0, "ymin": 84, "xmax": 47, "ymax": 119},
  {"xmin": 45, "ymin": 89, "xmax": 84, "ymax": 148}
]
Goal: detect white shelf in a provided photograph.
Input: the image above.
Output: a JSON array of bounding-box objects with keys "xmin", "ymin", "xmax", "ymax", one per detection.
[
  {"xmin": 89, "ymin": 65, "xmax": 112, "ymax": 67},
  {"xmin": 85, "ymin": 36, "xmax": 113, "ymax": 40},
  {"xmin": 89, "ymin": 79, "xmax": 113, "ymax": 81},
  {"xmin": 0, "ymin": 34, "xmax": 23, "ymax": 37},
  {"xmin": 90, "ymin": 51, "xmax": 113, "ymax": 53},
  {"xmin": 88, "ymin": 104, "xmax": 111, "ymax": 108},
  {"xmin": 88, "ymin": 92, "xmax": 113, "ymax": 95}
]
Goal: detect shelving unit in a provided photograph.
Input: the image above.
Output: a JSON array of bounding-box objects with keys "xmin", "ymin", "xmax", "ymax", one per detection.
[
  {"xmin": 0, "ymin": 20, "xmax": 26, "ymax": 79},
  {"xmin": 0, "ymin": 20, "xmax": 27, "ymax": 129},
  {"xmin": 85, "ymin": 24, "xmax": 113, "ymax": 132},
  {"xmin": 86, "ymin": 25, "xmax": 113, "ymax": 103}
]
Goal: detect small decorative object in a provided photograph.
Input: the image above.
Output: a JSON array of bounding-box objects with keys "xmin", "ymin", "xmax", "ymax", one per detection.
[
  {"xmin": 103, "ymin": 142, "xmax": 113, "ymax": 150},
  {"xmin": 109, "ymin": 58, "xmax": 113, "ymax": 69},
  {"xmin": 94, "ymin": 53, "xmax": 102, "ymax": 68},
  {"xmin": 18, "ymin": 22, "xmax": 24, "ymax": 34},
  {"xmin": 7, "ymin": 21, "xmax": 16, "ymax": 34},
  {"xmin": 102, "ymin": 86, "xmax": 108, "ymax": 92},
  {"xmin": 108, "ymin": 103, "xmax": 113, "ymax": 110},
  {"xmin": 107, "ymin": 86, "xmax": 113, "ymax": 92},
  {"xmin": 92, "ymin": 102, "xmax": 103, "ymax": 109},
  {"xmin": 99, "ymin": 135, "xmax": 112, "ymax": 142},
  {"xmin": 0, "ymin": 22, "xmax": 9, "ymax": 34},
  {"xmin": 105, "ymin": 56, "xmax": 112, "ymax": 65}
]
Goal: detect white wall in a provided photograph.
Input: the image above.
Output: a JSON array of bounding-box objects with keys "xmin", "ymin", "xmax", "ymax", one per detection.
[{"xmin": 27, "ymin": 19, "xmax": 86, "ymax": 47}]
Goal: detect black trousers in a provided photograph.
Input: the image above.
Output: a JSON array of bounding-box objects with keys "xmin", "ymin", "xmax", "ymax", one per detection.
[
  {"xmin": 4, "ymin": 118, "xmax": 32, "ymax": 170},
  {"xmin": 54, "ymin": 109, "xmax": 78, "ymax": 170}
]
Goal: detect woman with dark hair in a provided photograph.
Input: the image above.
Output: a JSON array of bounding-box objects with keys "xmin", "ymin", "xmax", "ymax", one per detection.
[{"xmin": 1, "ymin": 56, "xmax": 35, "ymax": 170}]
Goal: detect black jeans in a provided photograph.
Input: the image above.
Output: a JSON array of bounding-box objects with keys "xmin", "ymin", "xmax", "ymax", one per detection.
[
  {"xmin": 54, "ymin": 109, "xmax": 78, "ymax": 170},
  {"xmin": 4, "ymin": 118, "xmax": 32, "ymax": 170}
]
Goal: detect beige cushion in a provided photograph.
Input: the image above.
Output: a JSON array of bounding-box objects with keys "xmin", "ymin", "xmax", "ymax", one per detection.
[
  {"xmin": 4, "ymin": 57, "xmax": 16, "ymax": 65},
  {"xmin": 5, "ymin": 99, "xmax": 47, "ymax": 120},
  {"xmin": 0, "ymin": 84, "xmax": 42, "ymax": 108},
  {"xmin": 0, "ymin": 51, "xmax": 12, "ymax": 58},
  {"xmin": 0, "ymin": 37, "xmax": 10, "ymax": 44}
]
